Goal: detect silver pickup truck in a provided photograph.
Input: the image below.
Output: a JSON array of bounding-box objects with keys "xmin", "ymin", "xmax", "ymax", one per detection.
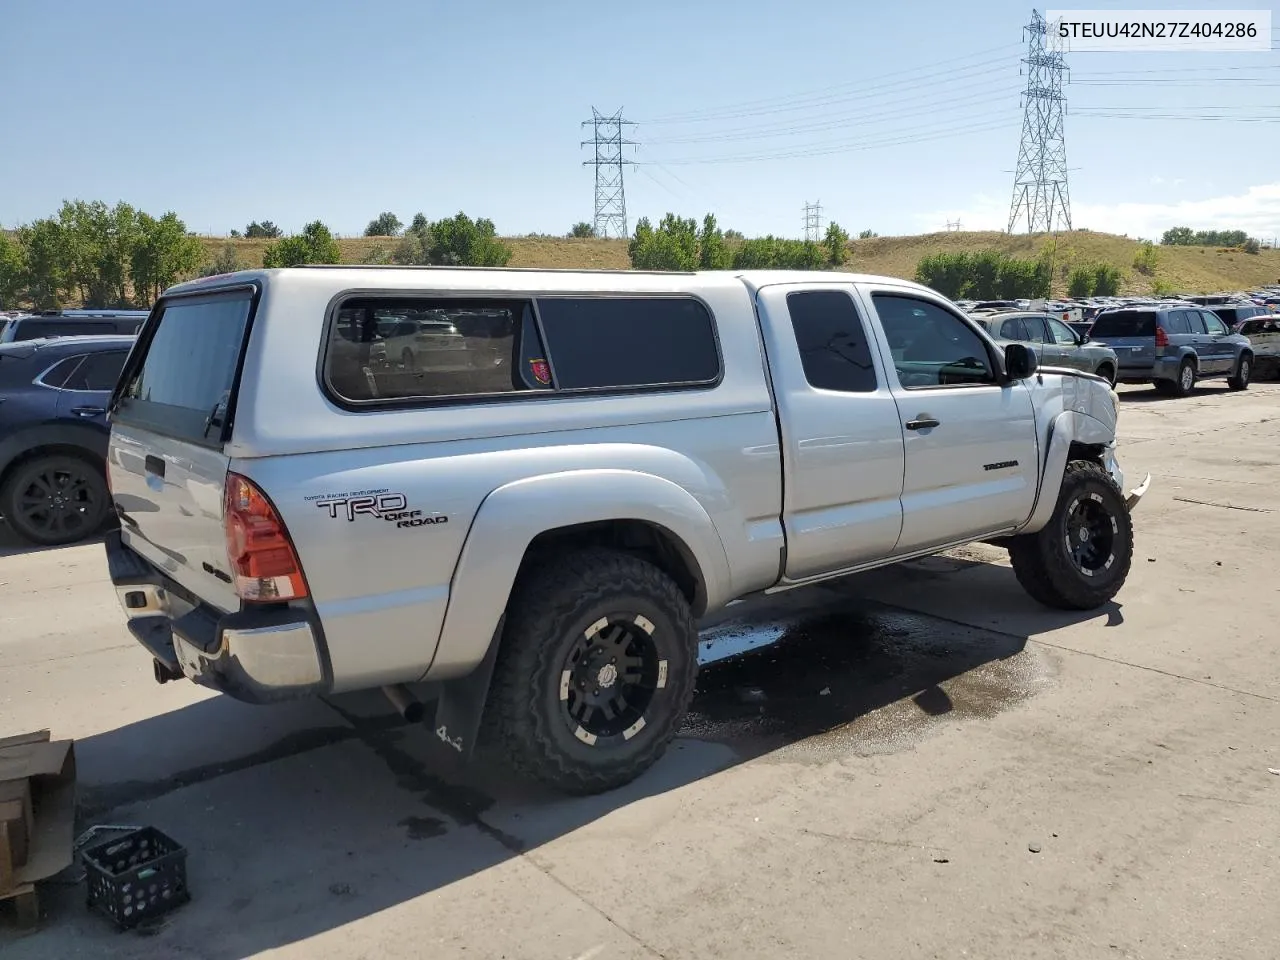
[{"xmin": 102, "ymin": 267, "xmax": 1149, "ymax": 793}]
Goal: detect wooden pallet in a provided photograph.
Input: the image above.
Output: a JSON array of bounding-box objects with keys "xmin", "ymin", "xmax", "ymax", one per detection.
[{"xmin": 1, "ymin": 882, "xmax": 39, "ymax": 929}]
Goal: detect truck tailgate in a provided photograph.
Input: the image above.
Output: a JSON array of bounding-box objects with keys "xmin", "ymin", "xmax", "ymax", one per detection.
[
  {"xmin": 106, "ymin": 286, "xmax": 257, "ymax": 614},
  {"xmin": 108, "ymin": 424, "xmax": 240, "ymax": 612}
]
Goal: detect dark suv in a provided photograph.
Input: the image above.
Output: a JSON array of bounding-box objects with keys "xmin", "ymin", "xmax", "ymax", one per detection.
[
  {"xmin": 1089, "ymin": 306, "xmax": 1254, "ymax": 396},
  {"xmin": 0, "ymin": 311, "xmax": 147, "ymax": 344},
  {"xmin": 0, "ymin": 336, "xmax": 135, "ymax": 545},
  {"xmin": 1208, "ymin": 303, "xmax": 1270, "ymax": 332}
]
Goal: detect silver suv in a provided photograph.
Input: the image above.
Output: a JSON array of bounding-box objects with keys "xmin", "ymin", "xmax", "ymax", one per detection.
[{"xmin": 103, "ymin": 267, "xmax": 1149, "ymax": 793}]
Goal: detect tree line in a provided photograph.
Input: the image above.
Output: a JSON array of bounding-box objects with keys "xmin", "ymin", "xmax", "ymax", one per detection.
[
  {"xmin": 1161, "ymin": 227, "xmax": 1261, "ymax": 253},
  {"xmin": 914, "ymin": 250, "xmax": 1126, "ymax": 300},
  {"xmin": 627, "ymin": 213, "xmax": 851, "ymax": 271},
  {"xmin": 0, "ymin": 201, "xmax": 203, "ymax": 310},
  {"xmin": 0, "ymin": 203, "xmax": 517, "ymax": 308},
  {"xmin": 914, "ymin": 251, "xmax": 1052, "ymax": 300}
]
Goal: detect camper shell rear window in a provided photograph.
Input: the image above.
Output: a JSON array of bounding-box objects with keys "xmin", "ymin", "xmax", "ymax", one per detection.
[{"xmin": 323, "ymin": 294, "xmax": 722, "ymax": 405}]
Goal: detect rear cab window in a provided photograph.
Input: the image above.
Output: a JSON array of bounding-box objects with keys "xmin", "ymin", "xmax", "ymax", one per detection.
[
  {"xmin": 324, "ymin": 295, "xmax": 721, "ymax": 404},
  {"xmin": 111, "ymin": 289, "xmax": 255, "ymax": 445}
]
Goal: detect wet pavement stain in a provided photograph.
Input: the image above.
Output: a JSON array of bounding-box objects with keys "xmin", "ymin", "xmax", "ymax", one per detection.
[
  {"xmin": 683, "ymin": 597, "xmax": 1054, "ymax": 762},
  {"xmin": 398, "ymin": 815, "xmax": 449, "ymax": 840}
]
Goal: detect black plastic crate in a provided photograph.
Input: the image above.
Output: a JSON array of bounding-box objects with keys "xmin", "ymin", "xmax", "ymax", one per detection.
[{"xmin": 82, "ymin": 827, "xmax": 189, "ymax": 929}]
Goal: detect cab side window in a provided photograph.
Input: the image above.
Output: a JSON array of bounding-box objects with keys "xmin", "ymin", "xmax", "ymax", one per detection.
[
  {"xmin": 873, "ymin": 295, "xmax": 996, "ymax": 389},
  {"xmin": 785, "ymin": 290, "xmax": 878, "ymax": 393}
]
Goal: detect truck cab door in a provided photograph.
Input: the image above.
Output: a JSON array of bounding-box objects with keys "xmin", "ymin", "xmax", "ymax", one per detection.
[
  {"xmin": 860, "ymin": 287, "xmax": 1039, "ymax": 553},
  {"xmin": 754, "ymin": 284, "xmax": 906, "ymax": 580}
]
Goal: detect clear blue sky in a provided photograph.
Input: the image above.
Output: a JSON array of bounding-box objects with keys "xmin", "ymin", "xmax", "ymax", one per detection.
[{"xmin": 2, "ymin": 0, "xmax": 1277, "ymax": 240}]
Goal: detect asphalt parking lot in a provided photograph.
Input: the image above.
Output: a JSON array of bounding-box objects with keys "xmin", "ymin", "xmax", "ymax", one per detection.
[{"xmin": 2, "ymin": 381, "xmax": 1277, "ymax": 959}]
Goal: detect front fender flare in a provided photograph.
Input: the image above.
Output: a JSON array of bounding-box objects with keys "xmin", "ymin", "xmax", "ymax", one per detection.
[
  {"xmin": 424, "ymin": 468, "xmax": 732, "ymax": 681},
  {"xmin": 1020, "ymin": 410, "xmax": 1115, "ymax": 534}
]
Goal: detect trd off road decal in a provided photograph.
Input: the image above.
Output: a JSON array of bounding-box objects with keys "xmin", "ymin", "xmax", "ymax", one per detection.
[{"xmin": 309, "ymin": 490, "xmax": 448, "ymax": 529}]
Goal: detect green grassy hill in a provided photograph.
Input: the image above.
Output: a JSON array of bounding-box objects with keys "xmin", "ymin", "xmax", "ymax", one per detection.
[{"xmin": 199, "ymin": 230, "xmax": 1280, "ymax": 297}]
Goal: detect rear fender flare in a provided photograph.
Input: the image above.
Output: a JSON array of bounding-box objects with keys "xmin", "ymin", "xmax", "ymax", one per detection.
[
  {"xmin": 426, "ymin": 468, "xmax": 732, "ymax": 681},
  {"xmin": 1020, "ymin": 410, "xmax": 1114, "ymax": 534}
]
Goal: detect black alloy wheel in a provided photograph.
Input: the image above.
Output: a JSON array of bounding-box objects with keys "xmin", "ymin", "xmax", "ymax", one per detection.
[
  {"xmin": 1, "ymin": 454, "xmax": 110, "ymax": 546},
  {"xmin": 1063, "ymin": 492, "xmax": 1118, "ymax": 579},
  {"xmin": 560, "ymin": 614, "xmax": 662, "ymax": 745}
]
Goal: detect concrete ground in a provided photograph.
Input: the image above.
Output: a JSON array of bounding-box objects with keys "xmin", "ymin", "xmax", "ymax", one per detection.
[{"xmin": 1, "ymin": 381, "xmax": 1277, "ymax": 959}]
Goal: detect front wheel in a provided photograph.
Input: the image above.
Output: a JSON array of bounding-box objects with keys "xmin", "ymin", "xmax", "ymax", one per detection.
[
  {"xmin": 1228, "ymin": 355, "xmax": 1251, "ymax": 391},
  {"xmin": 482, "ymin": 548, "xmax": 698, "ymax": 794},
  {"xmin": 1008, "ymin": 460, "xmax": 1134, "ymax": 610}
]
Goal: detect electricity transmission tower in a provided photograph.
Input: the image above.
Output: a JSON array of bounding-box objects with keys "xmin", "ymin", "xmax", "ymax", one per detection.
[
  {"xmin": 581, "ymin": 108, "xmax": 636, "ymax": 239},
  {"xmin": 803, "ymin": 201, "xmax": 823, "ymax": 242},
  {"xmin": 1006, "ymin": 10, "xmax": 1072, "ymax": 235}
]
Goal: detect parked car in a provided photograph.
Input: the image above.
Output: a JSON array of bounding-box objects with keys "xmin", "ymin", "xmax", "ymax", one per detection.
[
  {"xmin": 364, "ymin": 313, "xmax": 474, "ymax": 373},
  {"xmin": 1089, "ymin": 306, "xmax": 1253, "ymax": 396},
  {"xmin": 971, "ymin": 312, "xmax": 1118, "ymax": 384},
  {"xmin": 1208, "ymin": 304, "xmax": 1270, "ymax": 332},
  {"xmin": 0, "ymin": 311, "xmax": 147, "ymax": 344},
  {"xmin": 0, "ymin": 336, "xmax": 135, "ymax": 544},
  {"xmin": 1237, "ymin": 315, "xmax": 1280, "ymax": 378},
  {"xmin": 102, "ymin": 267, "xmax": 1146, "ymax": 794}
]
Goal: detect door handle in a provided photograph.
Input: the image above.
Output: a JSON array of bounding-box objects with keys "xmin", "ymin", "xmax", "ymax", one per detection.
[
  {"xmin": 71, "ymin": 406, "xmax": 105, "ymax": 417},
  {"xmin": 905, "ymin": 417, "xmax": 940, "ymax": 431},
  {"xmin": 144, "ymin": 455, "xmax": 166, "ymax": 478}
]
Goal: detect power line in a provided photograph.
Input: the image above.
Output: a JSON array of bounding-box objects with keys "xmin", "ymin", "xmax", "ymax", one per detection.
[
  {"xmin": 581, "ymin": 107, "xmax": 636, "ymax": 239},
  {"xmin": 1007, "ymin": 10, "xmax": 1072, "ymax": 235},
  {"xmin": 803, "ymin": 201, "xmax": 823, "ymax": 242},
  {"xmin": 636, "ymin": 41, "xmax": 1023, "ymax": 124},
  {"xmin": 1073, "ymin": 111, "xmax": 1280, "ymax": 122},
  {"xmin": 644, "ymin": 80, "xmax": 1019, "ymax": 145},
  {"xmin": 642, "ymin": 116, "xmax": 1020, "ymax": 165}
]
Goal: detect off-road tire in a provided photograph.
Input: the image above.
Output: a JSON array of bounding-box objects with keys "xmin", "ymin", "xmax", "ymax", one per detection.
[
  {"xmin": 1170, "ymin": 358, "xmax": 1196, "ymax": 398},
  {"xmin": 481, "ymin": 548, "xmax": 698, "ymax": 794},
  {"xmin": 0, "ymin": 453, "xmax": 110, "ymax": 547},
  {"xmin": 1008, "ymin": 460, "xmax": 1133, "ymax": 611},
  {"xmin": 1227, "ymin": 354, "xmax": 1252, "ymax": 391}
]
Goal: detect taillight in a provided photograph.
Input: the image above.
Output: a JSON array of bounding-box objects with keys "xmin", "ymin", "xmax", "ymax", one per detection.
[
  {"xmin": 223, "ymin": 473, "xmax": 308, "ymax": 602},
  {"xmin": 1155, "ymin": 326, "xmax": 1169, "ymax": 348}
]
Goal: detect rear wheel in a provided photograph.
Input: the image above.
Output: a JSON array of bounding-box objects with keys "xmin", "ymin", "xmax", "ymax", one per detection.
[
  {"xmin": 1170, "ymin": 358, "xmax": 1196, "ymax": 398},
  {"xmin": 1095, "ymin": 363, "xmax": 1116, "ymax": 386},
  {"xmin": 1008, "ymin": 460, "xmax": 1133, "ymax": 611},
  {"xmin": 1227, "ymin": 354, "xmax": 1251, "ymax": 391},
  {"xmin": 1, "ymin": 453, "xmax": 110, "ymax": 546},
  {"xmin": 482, "ymin": 548, "xmax": 698, "ymax": 794}
]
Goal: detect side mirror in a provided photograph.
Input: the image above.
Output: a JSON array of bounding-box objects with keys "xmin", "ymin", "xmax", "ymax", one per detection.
[
  {"xmin": 1079, "ymin": 333, "xmax": 1090, "ymax": 344},
  {"xmin": 1004, "ymin": 342, "xmax": 1038, "ymax": 381}
]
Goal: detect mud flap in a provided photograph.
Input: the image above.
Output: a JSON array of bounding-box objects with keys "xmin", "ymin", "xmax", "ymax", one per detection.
[{"xmin": 426, "ymin": 616, "xmax": 503, "ymax": 768}]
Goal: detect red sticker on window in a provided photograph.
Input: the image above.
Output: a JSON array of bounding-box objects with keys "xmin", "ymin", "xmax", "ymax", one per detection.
[{"xmin": 530, "ymin": 358, "xmax": 551, "ymax": 385}]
